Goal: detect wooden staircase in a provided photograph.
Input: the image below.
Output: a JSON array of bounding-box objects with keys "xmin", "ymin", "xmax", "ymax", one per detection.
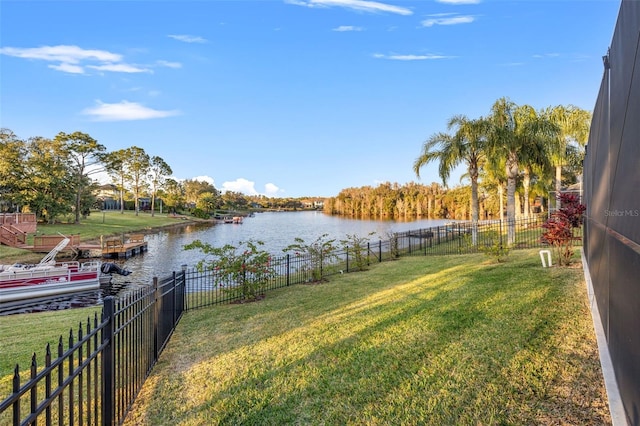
[
  {"xmin": 0, "ymin": 224, "xmax": 28, "ymax": 248},
  {"xmin": 0, "ymin": 213, "xmax": 37, "ymax": 248}
]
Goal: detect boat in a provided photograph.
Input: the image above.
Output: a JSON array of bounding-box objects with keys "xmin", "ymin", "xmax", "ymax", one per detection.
[
  {"xmin": 222, "ymin": 216, "xmax": 243, "ymax": 224},
  {"xmin": 0, "ymin": 237, "xmax": 131, "ymax": 303}
]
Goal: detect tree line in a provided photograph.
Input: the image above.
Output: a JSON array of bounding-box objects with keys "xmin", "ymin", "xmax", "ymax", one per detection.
[
  {"xmin": 0, "ymin": 128, "xmax": 319, "ymax": 223},
  {"xmin": 324, "ymin": 97, "xmax": 590, "ymax": 245},
  {"xmin": 323, "ymin": 182, "xmax": 478, "ymax": 221}
]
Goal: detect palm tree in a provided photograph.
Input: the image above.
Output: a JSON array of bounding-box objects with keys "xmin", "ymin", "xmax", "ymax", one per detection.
[
  {"xmin": 414, "ymin": 115, "xmax": 489, "ymax": 244},
  {"xmin": 515, "ymin": 107, "xmax": 555, "ymax": 219},
  {"xmin": 488, "ymin": 98, "xmax": 558, "ymax": 245},
  {"xmin": 544, "ymin": 105, "xmax": 591, "ymax": 207},
  {"xmin": 481, "ymin": 155, "xmax": 507, "ymax": 221}
]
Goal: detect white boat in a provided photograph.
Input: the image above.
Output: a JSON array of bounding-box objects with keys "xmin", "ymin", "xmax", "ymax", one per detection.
[{"xmin": 0, "ymin": 237, "xmax": 130, "ymax": 303}]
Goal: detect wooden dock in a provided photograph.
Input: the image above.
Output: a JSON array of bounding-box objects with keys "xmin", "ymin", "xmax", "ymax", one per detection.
[{"xmin": 100, "ymin": 234, "xmax": 148, "ymax": 259}]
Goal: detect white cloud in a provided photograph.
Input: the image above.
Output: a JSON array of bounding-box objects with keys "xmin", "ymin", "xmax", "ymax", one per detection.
[
  {"xmin": 0, "ymin": 45, "xmax": 121, "ymax": 63},
  {"xmin": 333, "ymin": 25, "xmax": 363, "ymax": 32},
  {"xmin": 222, "ymin": 178, "xmax": 259, "ymax": 196},
  {"xmin": 156, "ymin": 60, "xmax": 182, "ymax": 68},
  {"xmin": 87, "ymin": 63, "xmax": 152, "ymax": 73},
  {"xmin": 48, "ymin": 63, "xmax": 85, "ymax": 74},
  {"xmin": 192, "ymin": 175, "xmax": 215, "ymax": 185},
  {"xmin": 82, "ymin": 100, "xmax": 180, "ymax": 121},
  {"xmin": 422, "ymin": 15, "xmax": 475, "ymax": 27},
  {"xmin": 533, "ymin": 53, "xmax": 560, "ymax": 59},
  {"xmin": 0, "ymin": 44, "xmax": 165, "ymax": 75},
  {"xmin": 437, "ymin": 0, "xmax": 480, "ymax": 3},
  {"xmin": 168, "ymin": 34, "xmax": 207, "ymax": 43},
  {"xmin": 264, "ymin": 183, "xmax": 282, "ymax": 196},
  {"xmin": 285, "ymin": 0, "xmax": 412, "ymax": 15},
  {"xmin": 373, "ymin": 53, "xmax": 451, "ymax": 60}
]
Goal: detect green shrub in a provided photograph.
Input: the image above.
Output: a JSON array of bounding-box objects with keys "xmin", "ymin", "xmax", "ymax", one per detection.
[
  {"xmin": 479, "ymin": 230, "xmax": 510, "ymax": 262},
  {"xmin": 184, "ymin": 239, "xmax": 275, "ymax": 301},
  {"xmin": 283, "ymin": 234, "xmax": 338, "ymax": 282},
  {"xmin": 341, "ymin": 232, "xmax": 376, "ymax": 271}
]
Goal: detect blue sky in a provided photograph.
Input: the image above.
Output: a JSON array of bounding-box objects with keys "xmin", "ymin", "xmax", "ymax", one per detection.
[{"xmin": 0, "ymin": 0, "xmax": 621, "ymax": 198}]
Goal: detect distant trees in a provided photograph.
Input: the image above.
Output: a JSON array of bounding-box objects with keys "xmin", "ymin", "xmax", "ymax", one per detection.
[
  {"xmin": 125, "ymin": 147, "xmax": 150, "ymax": 216},
  {"xmin": 162, "ymin": 178, "xmax": 186, "ymax": 212},
  {"xmin": 148, "ymin": 156, "xmax": 172, "ymax": 217},
  {"xmin": 0, "ymin": 128, "xmax": 177, "ymax": 222},
  {"xmin": 22, "ymin": 136, "xmax": 76, "ymax": 223},
  {"xmin": 323, "ymin": 182, "xmax": 474, "ymax": 220},
  {"xmin": 183, "ymin": 179, "xmax": 218, "ymax": 207},
  {"xmin": 54, "ymin": 131, "xmax": 106, "ymax": 224},
  {"xmin": 102, "ymin": 149, "xmax": 129, "ymax": 214},
  {"xmin": 0, "ymin": 129, "xmax": 26, "ymax": 211}
]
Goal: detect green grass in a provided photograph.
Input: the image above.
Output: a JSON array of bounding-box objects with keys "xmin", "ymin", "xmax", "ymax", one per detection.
[
  {"xmin": 0, "ymin": 307, "xmax": 101, "ymax": 394},
  {"xmin": 31, "ymin": 209, "xmax": 196, "ymax": 242},
  {"xmin": 121, "ymin": 249, "xmax": 610, "ymax": 425},
  {"xmin": 0, "ymin": 210, "xmax": 203, "ymax": 262}
]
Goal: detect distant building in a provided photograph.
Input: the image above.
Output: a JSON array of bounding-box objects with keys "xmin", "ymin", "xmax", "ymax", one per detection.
[
  {"xmin": 301, "ymin": 199, "xmax": 325, "ymax": 209},
  {"xmin": 95, "ymin": 184, "xmax": 120, "ymax": 210}
]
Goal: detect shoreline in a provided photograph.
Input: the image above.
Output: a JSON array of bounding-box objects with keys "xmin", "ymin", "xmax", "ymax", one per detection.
[{"xmin": 0, "ymin": 216, "xmax": 214, "ymax": 264}]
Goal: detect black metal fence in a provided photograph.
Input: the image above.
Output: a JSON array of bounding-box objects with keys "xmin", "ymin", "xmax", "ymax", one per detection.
[
  {"xmin": 1, "ymin": 216, "xmax": 576, "ymax": 425},
  {"xmin": 184, "ymin": 216, "xmax": 566, "ymax": 309},
  {"xmin": 0, "ymin": 271, "xmax": 185, "ymax": 425}
]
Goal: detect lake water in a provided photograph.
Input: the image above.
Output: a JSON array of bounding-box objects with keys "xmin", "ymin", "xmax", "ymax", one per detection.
[
  {"xmin": 117, "ymin": 211, "xmax": 452, "ymax": 283},
  {"xmin": 1, "ymin": 212, "xmax": 451, "ymax": 314}
]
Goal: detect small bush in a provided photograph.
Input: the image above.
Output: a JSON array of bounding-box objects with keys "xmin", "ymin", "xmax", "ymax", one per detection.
[
  {"xmin": 479, "ymin": 230, "xmax": 510, "ymax": 262},
  {"xmin": 341, "ymin": 232, "xmax": 375, "ymax": 271},
  {"xmin": 184, "ymin": 239, "xmax": 275, "ymax": 301},
  {"xmin": 191, "ymin": 208, "xmax": 210, "ymax": 219},
  {"xmin": 283, "ymin": 234, "xmax": 338, "ymax": 282}
]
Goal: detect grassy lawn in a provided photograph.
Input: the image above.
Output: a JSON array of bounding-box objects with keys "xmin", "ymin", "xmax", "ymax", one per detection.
[
  {"xmin": 122, "ymin": 249, "xmax": 610, "ymax": 425},
  {"xmin": 0, "ymin": 210, "xmax": 202, "ymax": 263},
  {"xmin": 30, "ymin": 209, "xmax": 193, "ymax": 242},
  {"xmin": 0, "ymin": 306, "xmax": 102, "ymax": 396}
]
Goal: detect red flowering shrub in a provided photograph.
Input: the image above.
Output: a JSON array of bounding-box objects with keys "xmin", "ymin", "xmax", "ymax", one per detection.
[{"xmin": 541, "ymin": 193, "xmax": 586, "ymax": 266}]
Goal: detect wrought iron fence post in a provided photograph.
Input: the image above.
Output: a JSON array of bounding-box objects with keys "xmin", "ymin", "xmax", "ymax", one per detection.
[
  {"xmin": 101, "ymin": 296, "xmax": 115, "ymax": 426},
  {"xmin": 172, "ymin": 271, "xmax": 177, "ymax": 325},
  {"xmin": 378, "ymin": 240, "xmax": 382, "ymax": 262},
  {"xmin": 346, "ymin": 247, "xmax": 349, "ymax": 273},
  {"xmin": 286, "ymin": 254, "xmax": 290, "ymax": 286},
  {"xmin": 12, "ymin": 366, "xmax": 20, "ymax": 425},
  {"xmin": 153, "ymin": 277, "xmax": 160, "ymax": 361},
  {"xmin": 181, "ymin": 268, "xmax": 187, "ymax": 312}
]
